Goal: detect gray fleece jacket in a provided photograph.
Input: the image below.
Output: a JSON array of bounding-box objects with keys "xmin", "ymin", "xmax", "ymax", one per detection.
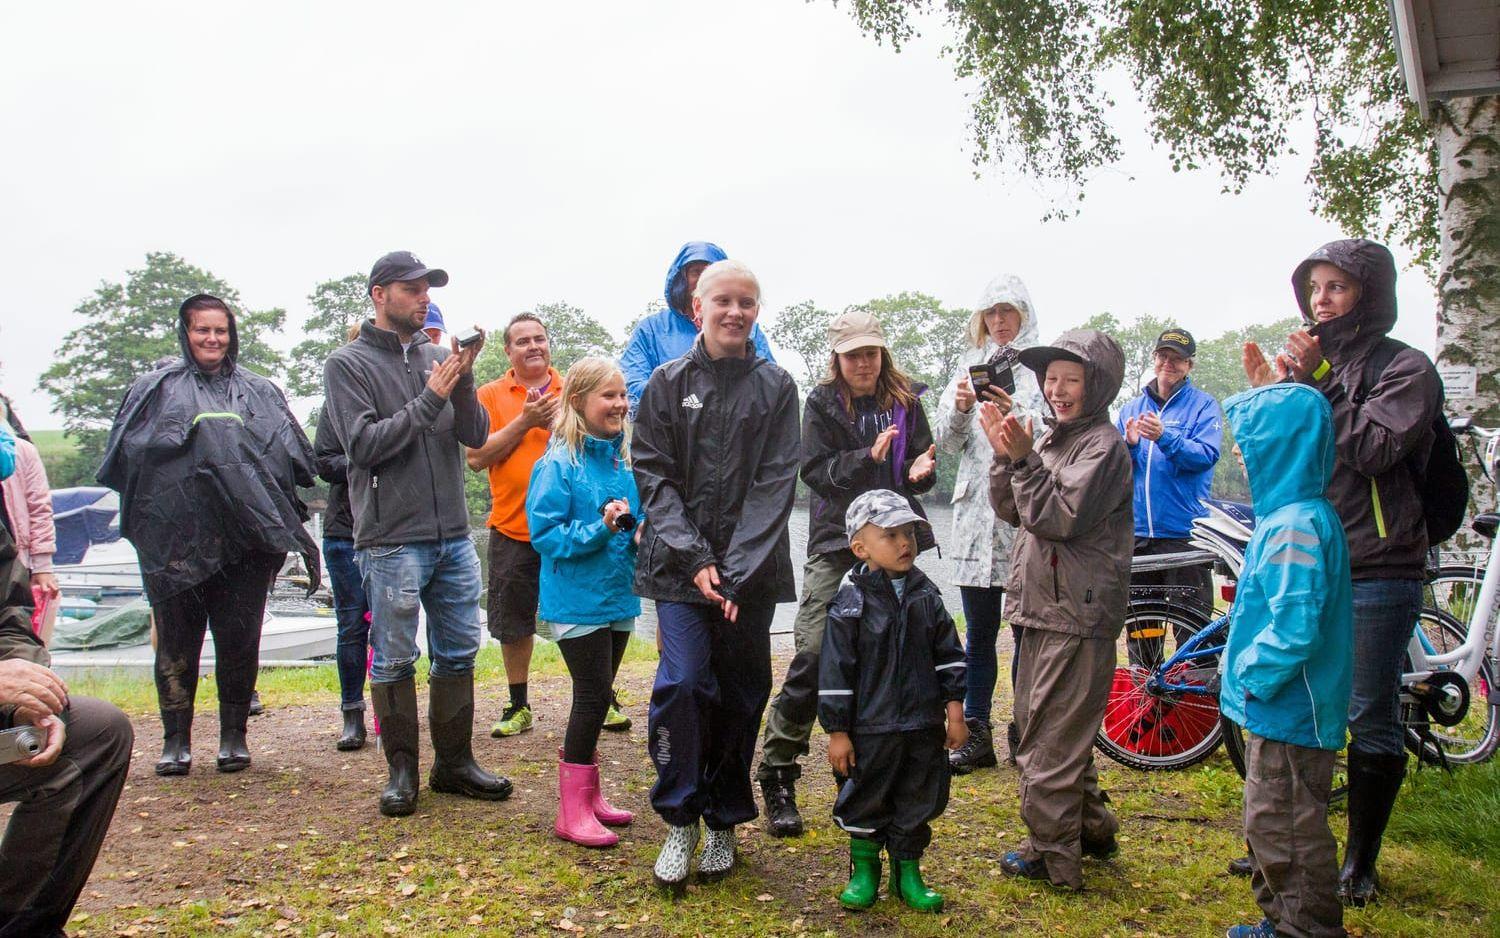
[{"xmin": 321, "ymin": 320, "xmax": 487, "ymax": 549}]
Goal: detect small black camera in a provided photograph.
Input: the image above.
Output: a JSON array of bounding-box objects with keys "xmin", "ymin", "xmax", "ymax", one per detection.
[{"xmin": 599, "ymin": 498, "xmax": 636, "ymax": 532}]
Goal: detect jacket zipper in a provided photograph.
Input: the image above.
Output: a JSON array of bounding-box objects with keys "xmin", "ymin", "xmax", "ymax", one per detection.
[
  {"xmin": 1142, "ymin": 385, "xmax": 1183, "ymax": 539},
  {"xmin": 372, "ymin": 473, "xmax": 381, "ymax": 522},
  {"xmin": 1051, "ymin": 548, "xmax": 1060, "ymax": 601}
]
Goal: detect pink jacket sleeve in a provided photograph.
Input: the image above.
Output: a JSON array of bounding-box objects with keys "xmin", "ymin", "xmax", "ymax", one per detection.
[{"xmin": 10, "ymin": 440, "xmax": 55, "ymax": 572}]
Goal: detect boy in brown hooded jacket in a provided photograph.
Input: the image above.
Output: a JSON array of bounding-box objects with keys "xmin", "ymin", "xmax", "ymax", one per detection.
[{"xmin": 980, "ymin": 328, "xmax": 1133, "ymax": 890}]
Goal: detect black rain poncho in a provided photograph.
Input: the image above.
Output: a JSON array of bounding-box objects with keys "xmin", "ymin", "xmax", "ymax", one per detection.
[{"xmin": 97, "ymin": 296, "xmax": 320, "ymax": 603}]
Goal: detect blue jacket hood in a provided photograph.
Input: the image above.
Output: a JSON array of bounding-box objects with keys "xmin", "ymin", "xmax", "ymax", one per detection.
[
  {"xmin": 1224, "ymin": 383, "xmax": 1334, "ymax": 518},
  {"xmin": 664, "ymin": 241, "xmax": 728, "ymax": 316}
]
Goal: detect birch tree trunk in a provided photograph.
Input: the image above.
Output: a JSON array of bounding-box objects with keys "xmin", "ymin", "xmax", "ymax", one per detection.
[{"xmin": 1435, "ymin": 95, "xmax": 1500, "ymax": 552}]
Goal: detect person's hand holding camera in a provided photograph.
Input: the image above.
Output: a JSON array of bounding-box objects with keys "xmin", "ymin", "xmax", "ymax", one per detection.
[{"xmin": 602, "ymin": 498, "xmax": 632, "ymax": 532}]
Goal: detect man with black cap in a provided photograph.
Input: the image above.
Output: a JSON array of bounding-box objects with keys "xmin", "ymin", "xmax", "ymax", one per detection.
[
  {"xmin": 321, "ymin": 251, "xmax": 513, "ymax": 817},
  {"xmin": 1115, "ymin": 328, "xmax": 1222, "ymax": 665}
]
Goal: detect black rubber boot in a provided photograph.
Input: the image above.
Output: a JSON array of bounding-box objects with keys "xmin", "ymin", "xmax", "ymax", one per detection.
[
  {"xmin": 1005, "ymin": 721, "xmax": 1021, "ymax": 766},
  {"xmin": 1338, "ymin": 750, "xmax": 1407, "ymax": 907},
  {"xmin": 1227, "ymin": 854, "xmax": 1254, "ymax": 877},
  {"xmin": 155, "ymin": 709, "xmax": 193, "ymax": 777},
  {"xmin": 247, "ymin": 690, "xmax": 264, "ymax": 716},
  {"xmin": 216, "ymin": 703, "xmax": 252, "ymax": 773},
  {"xmin": 428, "ymin": 673, "xmax": 513, "ymax": 801},
  {"xmin": 371, "ymin": 679, "xmax": 421, "ymax": 817},
  {"xmin": 948, "ymin": 718, "xmax": 997, "ymax": 775},
  {"xmin": 337, "ymin": 708, "xmax": 367, "ymax": 752},
  {"xmin": 758, "ymin": 767, "xmax": 804, "ymax": 837}
]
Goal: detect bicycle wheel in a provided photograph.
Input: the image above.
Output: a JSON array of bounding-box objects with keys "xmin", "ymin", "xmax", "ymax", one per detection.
[
  {"xmin": 1097, "ymin": 602, "xmax": 1222, "ymax": 770},
  {"xmin": 1404, "ymin": 606, "xmax": 1499, "ymax": 765},
  {"xmin": 1423, "ymin": 565, "xmax": 1484, "ymax": 625}
]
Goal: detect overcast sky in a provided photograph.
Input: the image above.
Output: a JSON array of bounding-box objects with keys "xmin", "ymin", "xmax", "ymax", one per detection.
[{"xmin": 0, "ymin": 0, "xmax": 1435, "ymax": 428}]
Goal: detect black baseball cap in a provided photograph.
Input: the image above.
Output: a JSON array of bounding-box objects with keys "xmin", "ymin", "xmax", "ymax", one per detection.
[
  {"xmin": 1155, "ymin": 328, "xmax": 1196, "ymax": 358},
  {"xmin": 367, "ymin": 251, "xmax": 449, "ymax": 294}
]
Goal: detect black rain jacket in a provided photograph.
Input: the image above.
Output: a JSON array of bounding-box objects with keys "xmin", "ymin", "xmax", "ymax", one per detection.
[
  {"xmin": 98, "ymin": 299, "xmax": 319, "ymax": 603},
  {"xmin": 313, "ymin": 414, "xmax": 354, "ymax": 540},
  {"xmin": 1294, "ymin": 239, "xmax": 1441, "ymax": 580},
  {"xmin": 818, "ymin": 563, "xmax": 966, "ymax": 735},
  {"xmin": 801, "ymin": 382, "xmax": 937, "ymax": 558},
  {"xmin": 630, "ymin": 337, "xmax": 800, "ymax": 605}
]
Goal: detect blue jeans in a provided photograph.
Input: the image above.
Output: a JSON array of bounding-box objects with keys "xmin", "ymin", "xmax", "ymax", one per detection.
[
  {"xmin": 358, "ymin": 537, "xmax": 483, "ymax": 685},
  {"xmin": 959, "ymin": 586, "xmax": 1014, "ymax": 724},
  {"xmin": 1348, "ymin": 578, "xmax": 1423, "ymax": 757},
  {"xmin": 324, "ymin": 537, "xmax": 371, "ymax": 711}
]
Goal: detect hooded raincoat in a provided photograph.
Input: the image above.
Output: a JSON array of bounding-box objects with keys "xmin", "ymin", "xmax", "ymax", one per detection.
[
  {"xmin": 620, "ymin": 242, "xmax": 776, "ymax": 416},
  {"xmin": 98, "ymin": 299, "xmax": 319, "ymax": 603},
  {"xmin": 525, "ymin": 434, "xmax": 643, "ymax": 628},
  {"xmin": 1293, "ymin": 239, "xmax": 1441, "ymax": 580},
  {"xmin": 936, "ymin": 275, "xmax": 1045, "ymax": 588},
  {"xmin": 1219, "ymin": 384, "xmax": 1352, "ymax": 750},
  {"xmin": 988, "ymin": 329, "xmax": 1133, "ymax": 639}
]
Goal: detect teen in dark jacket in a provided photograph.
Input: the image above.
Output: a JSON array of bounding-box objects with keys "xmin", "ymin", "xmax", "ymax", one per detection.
[
  {"xmin": 1244, "ymin": 238, "xmax": 1442, "ymax": 907},
  {"xmin": 757, "ymin": 308, "xmax": 936, "ymax": 837},
  {"xmin": 632, "ymin": 260, "xmax": 800, "ymax": 893}
]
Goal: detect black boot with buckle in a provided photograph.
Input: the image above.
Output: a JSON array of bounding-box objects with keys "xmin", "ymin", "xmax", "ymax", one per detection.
[{"xmin": 758, "ymin": 765, "xmax": 804, "ymax": 837}]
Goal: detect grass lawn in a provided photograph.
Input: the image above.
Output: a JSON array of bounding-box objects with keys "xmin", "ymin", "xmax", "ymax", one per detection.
[{"xmin": 53, "ymin": 642, "xmax": 1500, "ymax": 937}]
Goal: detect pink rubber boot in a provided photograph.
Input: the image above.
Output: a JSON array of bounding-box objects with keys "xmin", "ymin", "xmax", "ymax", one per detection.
[
  {"xmin": 557, "ymin": 749, "xmax": 633, "ymax": 826},
  {"xmin": 556, "ymin": 760, "xmax": 618, "ymax": 848}
]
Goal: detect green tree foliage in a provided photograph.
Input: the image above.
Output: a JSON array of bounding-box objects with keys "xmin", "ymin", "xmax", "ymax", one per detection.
[
  {"xmin": 1079, "ymin": 311, "xmax": 1177, "ymax": 411},
  {"xmin": 466, "ymin": 301, "xmax": 619, "ymax": 520},
  {"xmin": 619, "ymin": 299, "xmax": 666, "ymax": 356},
  {"xmin": 39, "ymin": 252, "xmax": 285, "ymax": 485},
  {"xmin": 765, "ymin": 299, "xmax": 835, "ymax": 389},
  {"xmin": 288, "ymin": 274, "xmax": 368, "ymax": 400},
  {"xmin": 832, "ymin": 1, "xmax": 1437, "ymax": 270}
]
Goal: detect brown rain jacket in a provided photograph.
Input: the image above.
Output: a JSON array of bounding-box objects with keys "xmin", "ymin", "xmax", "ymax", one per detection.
[
  {"xmin": 989, "ymin": 329, "xmax": 1133, "ymax": 640},
  {"xmin": 1293, "ymin": 239, "xmax": 1441, "ymax": 581}
]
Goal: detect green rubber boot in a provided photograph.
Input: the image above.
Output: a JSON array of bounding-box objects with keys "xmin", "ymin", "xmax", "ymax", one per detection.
[
  {"xmin": 889, "ymin": 857, "xmax": 944, "ymax": 913},
  {"xmin": 838, "ymin": 838, "xmax": 882, "ymax": 910}
]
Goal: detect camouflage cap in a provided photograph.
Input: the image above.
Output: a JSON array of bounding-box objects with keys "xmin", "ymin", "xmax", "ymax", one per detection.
[{"xmin": 845, "ymin": 489, "xmax": 931, "ymax": 542}]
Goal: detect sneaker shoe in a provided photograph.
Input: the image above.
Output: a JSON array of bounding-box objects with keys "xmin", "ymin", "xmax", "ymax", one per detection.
[
  {"xmin": 602, "ymin": 701, "xmax": 631, "ymax": 733},
  {"xmin": 1082, "ymin": 835, "xmax": 1118, "ymax": 860},
  {"xmin": 490, "ymin": 704, "xmax": 533, "ymax": 738},
  {"xmin": 653, "ymin": 822, "xmax": 700, "ymax": 896},
  {"xmin": 1225, "ymin": 920, "xmax": 1278, "ymax": 938},
  {"xmin": 1000, "ymin": 851, "xmax": 1050, "ymax": 882},
  {"xmin": 697, "ymin": 826, "xmax": 736, "ymax": 881},
  {"xmin": 949, "ymin": 718, "xmax": 997, "ymax": 775}
]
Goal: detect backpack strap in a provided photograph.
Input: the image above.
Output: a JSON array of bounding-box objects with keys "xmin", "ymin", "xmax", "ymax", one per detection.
[{"xmin": 1354, "ymin": 337, "xmax": 1406, "ymax": 405}]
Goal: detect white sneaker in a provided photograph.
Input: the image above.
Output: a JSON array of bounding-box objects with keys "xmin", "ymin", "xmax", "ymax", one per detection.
[
  {"xmin": 697, "ymin": 825, "xmax": 736, "ymax": 880},
  {"xmin": 653, "ymin": 823, "xmax": 700, "ymax": 894}
]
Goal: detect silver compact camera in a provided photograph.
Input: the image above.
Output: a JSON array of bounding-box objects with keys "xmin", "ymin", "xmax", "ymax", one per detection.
[{"xmin": 0, "ymin": 725, "xmax": 46, "ymax": 765}]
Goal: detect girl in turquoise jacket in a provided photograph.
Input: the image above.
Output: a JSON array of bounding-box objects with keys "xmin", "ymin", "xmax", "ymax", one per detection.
[
  {"xmin": 525, "ymin": 357, "xmax": 642, "ymax": 849},
  {"xmin": 1219, "ymin": 382, "xmax": 1352, "ymax": 938}
]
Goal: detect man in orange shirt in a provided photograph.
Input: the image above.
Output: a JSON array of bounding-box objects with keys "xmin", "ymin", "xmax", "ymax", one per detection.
[{"xmin": 469, "ymin": 313, "xmax": 561, "ymax": 737}]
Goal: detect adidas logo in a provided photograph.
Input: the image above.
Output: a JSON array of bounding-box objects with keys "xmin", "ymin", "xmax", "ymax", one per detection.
[{"xmin": 681, "ymin": 393, "xmax": 703, "ymax": 410}]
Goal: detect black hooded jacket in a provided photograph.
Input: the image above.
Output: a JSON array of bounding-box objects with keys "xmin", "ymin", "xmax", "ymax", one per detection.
[
  {"xmin": 98, "ymin": 297, "xmax": 319, "ymax": 603},
  {"xmin": 313, "ymin": 414, "xmax": 354, "ymax": 540},
  {"xmin": 630, "ymin": 337, "xmax": 801, "ymax": 605},
  {"xmin": 801, "ymin": 382, "xmax": 937, "ymax": 558},
  {"xmin": 817, "ymin": 563, "xmax": 966, "ymax": 735},
  {"xmin": 1293, "ymin": 239, "xmax": 1441, "ymax": 580}
]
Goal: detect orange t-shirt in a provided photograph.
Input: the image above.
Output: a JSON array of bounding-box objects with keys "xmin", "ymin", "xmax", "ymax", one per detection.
[{"xmin": 476, "ymin": 368, "xmax": 562, "ymax": 540}]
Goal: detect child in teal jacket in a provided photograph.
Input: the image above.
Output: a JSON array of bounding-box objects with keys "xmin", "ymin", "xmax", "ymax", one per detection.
[
  {"xmin": 1220, "ymin": 382, "xmax": 1352, "ymax": 938},
  {"xmin": 525, "ymin": 357, "xmax": 642, "ymax": 849}
]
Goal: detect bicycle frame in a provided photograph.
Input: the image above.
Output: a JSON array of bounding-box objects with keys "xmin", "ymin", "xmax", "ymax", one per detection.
[
  {"xmin": 1404, "ymin": 528, "xmax": 1500, "ymax": 692},
  {"xmin": 1146, "ymin": 613, "xmax": 1229, "ymax": 696}
]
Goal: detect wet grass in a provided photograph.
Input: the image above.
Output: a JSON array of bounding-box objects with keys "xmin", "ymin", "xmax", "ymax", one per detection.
[{"xmin": 63, "ymin": 654, "xmax": 1500, "ymax": 937}]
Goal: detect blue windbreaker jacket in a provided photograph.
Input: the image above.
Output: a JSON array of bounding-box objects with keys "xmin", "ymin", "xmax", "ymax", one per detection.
[
  {"xmin": 1116, "ymin": 377, "xmax": 1222, "ymax": 539},
  {"xmin": 1219, "ymin": 383, "xmax": 1352, "ymax": 751},
  {"xmin": 525, "ymin": 434, "xmax": 643, "ymax": 626},
  {"xmin": 620, "ymin": 241, "xmax": 776, "ymax": 416}
]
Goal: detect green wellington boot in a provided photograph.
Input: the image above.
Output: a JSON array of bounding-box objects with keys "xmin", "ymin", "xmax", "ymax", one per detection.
[
  {"xmin": 889, "ymin": 857, "xmax": 944, "ymax": 913},
  {"xmin": 838, "ymin": 838, "xmax": 882, "ymax": 910}
]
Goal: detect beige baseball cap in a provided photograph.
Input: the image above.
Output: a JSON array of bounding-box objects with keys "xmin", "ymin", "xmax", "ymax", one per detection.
[{"xmin": 827, "ymin": 309, "xmax": 888, "ymax": 355}]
